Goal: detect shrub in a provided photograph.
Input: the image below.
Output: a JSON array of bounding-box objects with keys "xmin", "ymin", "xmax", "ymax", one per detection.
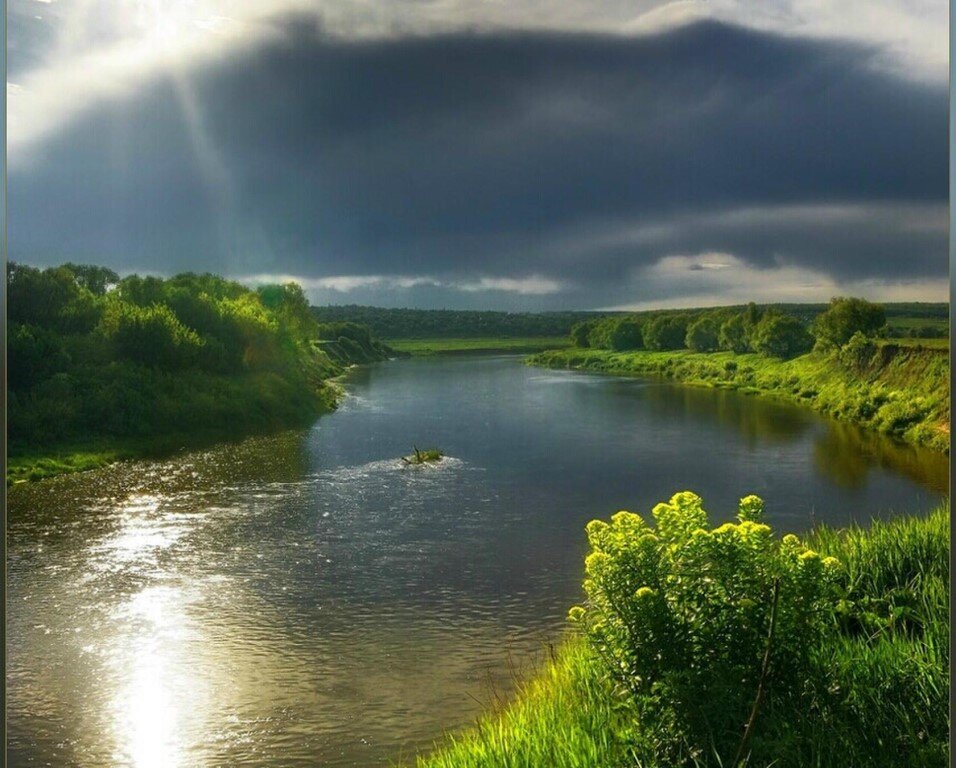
[
  {"xmin": 685, "ymin": 316, "xmax": 719, "ymax": 352},
  {"xmin": 752, "ymin": 313, "xmax": 813, "ymax": 359},
  {"xmin": 570, "ymin": 321, "xmax": 593, "ymax": 348},
  {"xmin": 100, "ymin": 300, "xmax": 205, "ymax": 369},
  {"xmin": 718, "ymin": 313, "xmax": 750, "ymax": 353},
  {"xmin": 644, "ymin": 315, "xmax": 689, "ymax": 351},
  {"xmin": 569, "ymin": 492, "xmax": 840, "ymax": 764},
  {"xmin": 813, "ymin": 297, "xmax": 886, "ymax": 349},
  {"xmin": 609, "ymin": 318, "xmax": 644, "ymax": 351},
  {"xmin": 838, "ymin": 331, "xmax": 878, "ymax": 373}
]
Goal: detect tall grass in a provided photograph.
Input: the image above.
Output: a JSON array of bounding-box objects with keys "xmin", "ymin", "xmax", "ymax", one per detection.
[
  {"xmin": 415, "ymin": 504, "xmax": 950, "ymax": 768},
  {"xmin": 414, "ymin": 640, "xmax": 635, "ymax": 768}
]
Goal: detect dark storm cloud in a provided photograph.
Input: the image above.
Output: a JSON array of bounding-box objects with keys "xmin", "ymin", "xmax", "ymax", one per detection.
[{"xmin": 8, "ymin": 19, "xmax": 947, "ymax": 307}]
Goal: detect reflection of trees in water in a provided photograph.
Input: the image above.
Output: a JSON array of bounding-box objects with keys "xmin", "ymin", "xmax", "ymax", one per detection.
[
  {"xmin": 813, "ymin": 421, "xmax": 949, "ymax": 493},
  {"xmin": 642, "ymin": 384, "xmax": 815, "ymax": 449},
  {"xmin": 8, "ymin": 430, "xmax": 314, "ymax": 542}
]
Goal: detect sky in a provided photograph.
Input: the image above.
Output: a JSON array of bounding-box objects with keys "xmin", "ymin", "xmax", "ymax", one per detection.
[{"xmin": 7, "ymin": 0, "xmax": 949, "ymax": 310}]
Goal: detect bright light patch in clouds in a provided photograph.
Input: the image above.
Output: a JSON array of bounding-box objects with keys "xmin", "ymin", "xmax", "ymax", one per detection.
[
  {"xmin": 7, "ymin": 0, "xmax": 945, "ymax": 155},
  {"xmin": 457, "ymin": 276, "xmax": 563, "ymax": 295}
]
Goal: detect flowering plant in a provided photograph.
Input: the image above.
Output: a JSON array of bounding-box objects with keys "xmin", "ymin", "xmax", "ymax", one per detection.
[{"xmin": 569, "ymin": 492, "xmax": 839, "ymax": 764}]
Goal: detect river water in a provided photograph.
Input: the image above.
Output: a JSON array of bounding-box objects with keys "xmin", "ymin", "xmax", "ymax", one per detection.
[{"xmin": 7, "ymin": 356, "xmax": 948, "ymax": 767}]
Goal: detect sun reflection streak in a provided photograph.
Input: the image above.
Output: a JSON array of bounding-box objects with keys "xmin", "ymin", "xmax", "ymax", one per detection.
[
  {"xmin": 110, "ymin": 582, "xmax": 212, "ymax": 768},
  {"xmin": 96, "ymin": 496, "xmax": 206, "ymax": 767}
]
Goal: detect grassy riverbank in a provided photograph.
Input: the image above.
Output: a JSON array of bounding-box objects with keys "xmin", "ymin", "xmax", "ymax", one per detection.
[
  {"xmin": 7, "ymin": 372, "xmax": 343, "ymax": 485},
  {"xmin": 417, "ymin": 503, "xmax": 950, "ymax": 767},
  {"xmin": 385, "ymin": 337, "xmax": 569, "ymax": 356},
  {"xmin": 528, "ymin": 347, "xmax": 950, "ymax": 453}
]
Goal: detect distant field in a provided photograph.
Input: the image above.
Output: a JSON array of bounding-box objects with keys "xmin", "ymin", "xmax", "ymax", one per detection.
[
  {"xmin": 885, "ymin": 314, "xmax": 949, "ymax": 329},
  {"xmin": 882, "ymin": 337, "xmax": 950, "ymax": 349},
  {"xmin": 385, "ymin": 337, "xmax": 570, "ymax": 356}
]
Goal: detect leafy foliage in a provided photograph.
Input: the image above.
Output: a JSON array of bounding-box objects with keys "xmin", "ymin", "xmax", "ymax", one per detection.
[
  {"xmin": 7, "ymin": 262, "xmax": 389, "ymax": 462},
  {"xmin": 418, "ymin": 505, "xmax": 949, "ymax": 768},
  {"xmin": 570, "ymin": 321, "xmax": 593, "ymax": 348},
  {"xmin": 608, "ymin": 317, "xmax": 645, "ymax": 351},
  {"xmin": 685, "ymin": 316, "xmax": 719, "ymax": 352},
  {"xmin": 312, "ymin": 304, "xmax": 604, "ymax": 339},
  {"xmin": 643, "ymin": 314, "xmax": 690, "ymax": 351},
  {"xmin": 569, "ymin": 492, "xmax": 839, "ymax": 764},
  {"xmin": 718, "ymin": 313, "xmax": 750, "ymax": 353},
  {"xmin": 814, "ymin": 297, "xmax": 887, "ymax": 349},
  {"xmin": 751, "ymin": 312, "xmax": 814, "ymax": 359}
]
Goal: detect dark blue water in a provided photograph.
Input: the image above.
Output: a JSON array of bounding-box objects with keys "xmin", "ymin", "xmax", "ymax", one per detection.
[{"xmin": 7, "ymin": 356, "xmax": 947, "ymax": 767}]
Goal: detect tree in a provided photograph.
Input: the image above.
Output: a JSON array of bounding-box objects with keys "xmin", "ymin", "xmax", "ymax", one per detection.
[
  {"xmin": 570, "ymin": 321, "xmax": 592, "ymax": 348},
  {"xmin": 101, "ymin": 300, "xmax": 205, "ymax": 369},
  {"xmin": 62, "ymin": 263, "xmax": 120, "ymax": 295},
  {"xmin": 751, "ymin": 313, "xmax": 813, "ymax": 359},
  {"xmin": 7, "ymin": 262, "xmax": 101, "ymax": 333},
  {"xmin": 644, "ymin": 315, "xmax": 689, "ymax": 351},
  {"xmin": 718, "ymin": 313, "xmax": 750, "ymax": 353},
  {"xmin": 609, "ymin": 318, "xmax": 644, "ymax": 351},
  {"xmin": 812, "ymin": 297, "xmax": 886, "ymax": 349},
  {"xmin": 685, "ymin": 316, "xmax": 719, "ymax": 352}
]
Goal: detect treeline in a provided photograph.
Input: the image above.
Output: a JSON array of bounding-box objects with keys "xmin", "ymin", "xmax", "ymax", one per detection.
[
  {"xmin": 310, "ymin": 301, "xmax": 946, "ymax": 342},
  {"xmin": 8, "ymin": 263, "xmax": 388, "ymax": 454},
  {"xmin": 571, "ymin": 298, "xmax": 888, "ymax": 359},
  {"xmin": 311, "ymin": 305, "xmax": 606, "ymax": 339}
]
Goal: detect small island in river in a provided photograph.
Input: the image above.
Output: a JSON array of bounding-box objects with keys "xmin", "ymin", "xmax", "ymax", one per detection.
[{"xmin": 401, "ymin": 447, "xmax": 444, "ymax": 466}]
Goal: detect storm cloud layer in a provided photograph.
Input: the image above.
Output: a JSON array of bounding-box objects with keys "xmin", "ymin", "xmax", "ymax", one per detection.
[{"xmin": 9, "ymin": 18, "xmax": 948, "ymax": 309}]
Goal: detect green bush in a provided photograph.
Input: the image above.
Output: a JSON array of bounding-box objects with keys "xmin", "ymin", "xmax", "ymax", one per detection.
[
  {"xmin": 570, "ymin": 321, "xmax": 593, "ymax": 348},
  {"xmin": 100, "ymin": 300, "xmax": 205, "ymax": 369},
  {"xmin": 609, "ymin": 318, "xmax": 644, "ymax": 351},
  {"xmin": 570, "ymin": 492, "xmax": 840, "ymax": 765},
  {"xmin": 838, "ymin": 331, "xmax": 878, "ymax": 373},
  {"xmin": 718, "ymin": 313, "xmax": 750, "ymax": 353},
  {"xmin": 644, "ymin": 315, "xmax": 689, "ymax": 351},
  {"xmin": 685, "ymin": 316, "xmax": 719, "ymax": 352},
  {"xmin": 814, "ymin": 297, "xmax": 886, "ymax": 349},
  {"xmin": 752, "ymin": 313, "xmax": 814, "ymax": 359}
]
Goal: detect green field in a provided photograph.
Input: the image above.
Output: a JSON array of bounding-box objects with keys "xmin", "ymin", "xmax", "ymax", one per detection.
[
  {"xmin": 384, "ymin": 337, "xmax": 570, "ymax": 356},
  {"xmin": 416, "ymin": 503, "xmax": 950, "ymax": 768},
  {"xmin": 883, "ymin": 336, "xmax": 949, "ymax": 349}
]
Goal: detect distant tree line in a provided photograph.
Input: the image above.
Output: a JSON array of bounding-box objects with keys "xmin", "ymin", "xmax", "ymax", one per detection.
[
  {"xmin": 312, "ymin": 301, "xmax": 946, "ymax": 343},
  {"xmin": 8, "ymin": 263, "xmax": 387, "ymax": 452},
  {"xmin": 311, "ymin": 305, "xmax": 609, "ymax": 339},
  {"xmin": 569, "ymin": 298, "xmax": 890, "ymax": 360}
]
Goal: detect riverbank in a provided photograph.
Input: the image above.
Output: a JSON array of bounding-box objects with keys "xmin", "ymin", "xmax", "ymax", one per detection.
[
  {"xmin": 385, "ymin": 337, "xmax": 569, "ymax": 356},
  {"xmin": 417, "ymin": 503, "xmax": 950, "ymax": 767},
  {"xmin": 7, "ymin": 375, "xmax": 341, "ymax": 485},
  {"xmin": 528, "ymin": 346, "xmax": 950, "ymax": 453}
]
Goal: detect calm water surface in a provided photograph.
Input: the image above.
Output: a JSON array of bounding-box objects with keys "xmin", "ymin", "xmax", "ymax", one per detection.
[{"xmin": 7, "ymin": 356, "xmax": 948, "ymax": 767}]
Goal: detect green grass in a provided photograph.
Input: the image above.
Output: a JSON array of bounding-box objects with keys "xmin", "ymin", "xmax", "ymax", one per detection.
[
  {"xmin": 6, "ymin": 448, "xmax": 128, "ymax": 484},
  {"xmin": 529, "ymin": 347, "xmax": 950, "ymax": 453},
  {"xmin": 415, "ymin": 504, "xmax": 950, "ymax": 768},
  {"xmin": 384, "ymin": 337, "xmax": 570, "ymax": 356},
  {"xmin": 413, "ymin": 639, "xmax": 629, "ymax": 768}
]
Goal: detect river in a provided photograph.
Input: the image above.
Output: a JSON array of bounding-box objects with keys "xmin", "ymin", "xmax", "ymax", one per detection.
[{"xmin": 6, "ymin": 355, "xmax": 948, "ymax": 767}]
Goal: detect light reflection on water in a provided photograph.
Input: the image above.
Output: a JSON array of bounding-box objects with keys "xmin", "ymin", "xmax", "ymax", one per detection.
[{"xmin": 7, "ymin": 356, "xmax": 948, "ymax": 767}]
